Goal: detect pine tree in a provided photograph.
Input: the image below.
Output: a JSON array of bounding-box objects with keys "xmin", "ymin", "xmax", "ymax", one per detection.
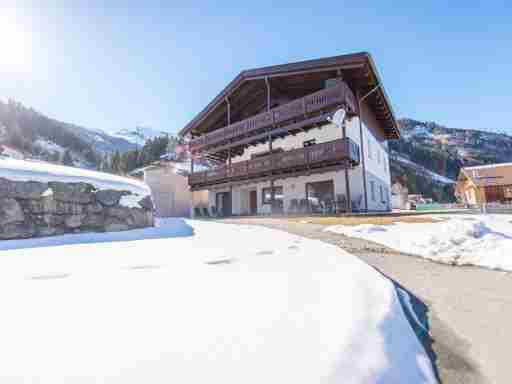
[
  {"xmin": 62, "ymin": 150, "xmax": 74, "ymax": 166},
  {"xmin": 111, "ymin": 150, "xmax": 121, "ymax": 173}
]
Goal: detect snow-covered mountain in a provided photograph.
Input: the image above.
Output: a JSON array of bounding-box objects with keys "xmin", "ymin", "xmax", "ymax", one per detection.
[
  {"xmin": 63, "ymin": 123, "xmax": 137, "ymax": 154},
  {"xmin": 111, "ymin": 126, "xmax": 165, "ymax": 146}
]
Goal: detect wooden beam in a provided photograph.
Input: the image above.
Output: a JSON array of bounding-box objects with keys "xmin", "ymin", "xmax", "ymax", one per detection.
[
  {"xmin": 190, "ymin": 163, "xmax": 352, "ymax": 191},
  {"xmin": 245, "ymin": 63, "xmax": 364, "ymax": 81}
]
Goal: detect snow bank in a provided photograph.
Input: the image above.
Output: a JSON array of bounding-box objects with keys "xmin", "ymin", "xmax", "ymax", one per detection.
[
  {"xmin": 0, "ymin": 157, "xmax": 150, "ymax": 196},
  {"xmin": 0, "ymin": 219, "xmax": 436, "ymax": 383},
  {"xmin": 325, "ymin": 214, "xmax": 512, "ymax": 271}
]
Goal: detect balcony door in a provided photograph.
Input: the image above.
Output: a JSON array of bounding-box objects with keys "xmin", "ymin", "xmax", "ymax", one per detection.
[{"xmin": 250, "ymin": 190, "xmax": 258, "ymax": 214}]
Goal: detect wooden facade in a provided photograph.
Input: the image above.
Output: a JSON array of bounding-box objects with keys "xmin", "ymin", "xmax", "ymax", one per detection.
[{"xmin": 456, "ymin": 164, "xmax": 512, "ymax": 205}]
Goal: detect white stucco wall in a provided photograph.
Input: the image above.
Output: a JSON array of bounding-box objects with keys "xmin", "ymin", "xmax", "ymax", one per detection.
[
  {"xmin": 144, "ymin": 164, "xmax": 193, "ymax": 217},
  {"xmin": 355, "ymin": 102, "xmax": 392, "ymax": 211},
  {"xmin": 231, "ymin": 124, "xmax": 343, "ymax": 163}
]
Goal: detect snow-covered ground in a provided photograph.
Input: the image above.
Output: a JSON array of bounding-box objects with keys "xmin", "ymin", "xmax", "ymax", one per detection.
[
  {"xmin": 0, "ymin": 219, "xmax": 435, "ymax": 383},
  {"xmin": 325, "ymin": 214, "xmax": 512, "ymax": 271},
  {"xmin": 0, "ymin": 157, "xmax": 150, "ymax": 197}
]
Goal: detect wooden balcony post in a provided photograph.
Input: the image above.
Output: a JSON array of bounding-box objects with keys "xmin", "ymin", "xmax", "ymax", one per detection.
[
  {"xmin": 356, "ymin": 89, "xmax": 369, "ymax": 212},
  {"xmin": 342, "ymin": 123, "xmax": 352, "ymax": 213},
  {"xmin": 265, "ymin": 76, "xmax": 275, "ymax": 212},
  {"xmin": 226, "ymin": 97, "xmax": 233, "ymax": 212}
]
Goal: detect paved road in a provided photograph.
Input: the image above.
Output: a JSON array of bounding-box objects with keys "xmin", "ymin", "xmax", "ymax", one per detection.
[{"xmin": 220, "ymin": 217, "xmax": 512, "ymax": 384}]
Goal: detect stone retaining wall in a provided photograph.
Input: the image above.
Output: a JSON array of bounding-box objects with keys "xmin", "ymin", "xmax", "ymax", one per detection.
[{"xmin": 0, "ymin": 177, "xmax": 154, "ymax": 240}]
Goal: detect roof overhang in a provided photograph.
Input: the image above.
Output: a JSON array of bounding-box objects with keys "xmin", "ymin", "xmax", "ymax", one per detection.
[{"xmin": 179, "ymin": 52, "xmax": 399, "ymax": 139}]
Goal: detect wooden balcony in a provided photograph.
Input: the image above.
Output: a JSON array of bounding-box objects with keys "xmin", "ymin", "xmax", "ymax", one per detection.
[
  {"xmin": 189, "ymin": 138, "xmax": 360, "ymax": 190},
  {"xmin": 189, "ymin": 81, "xmax": 356, "ymax": 154}
]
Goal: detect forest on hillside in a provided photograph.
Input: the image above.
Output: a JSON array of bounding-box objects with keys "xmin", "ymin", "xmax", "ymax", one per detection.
[
  {"xmin": 0, "ymin": 99, "xmax": 99, "ymax": 165},
  {"xmin": 0, "ymin": 98, "xmax": 182, "ymax": 174}
]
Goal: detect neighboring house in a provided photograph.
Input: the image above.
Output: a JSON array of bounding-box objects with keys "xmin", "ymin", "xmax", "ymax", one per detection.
[
  {"xmin": 180, "ymin": 52, "xmax": 399, "ymax": 216},
  {"xmin": 455, "ymin": 163, "xmax": 512, "ymax": 205},
  {"xmin": 130, "ymin": 160, "xmax": 207, "ymax": 217},
  {"xmin": 391, "ymin": 181, "xmax": 408, "ymax": 210}
]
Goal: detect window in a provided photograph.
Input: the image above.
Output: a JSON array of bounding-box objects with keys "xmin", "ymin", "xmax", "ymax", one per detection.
[
  {"xmin": 306, "ymin": 180, "xmax": 334, "ymax": 213},
  {"xmin": 324, "ymin": 78, "xmax": 341, "ymax": 88},
  {"xmin": 262, "ymin": 186, "xmax": 283, "ymax": 204},
  {"xmin": 380, "ymin": 185, "xmax": 385, "ymax": 202},
  {"xmin": 377, "ymin": 149, "xmax": 381, "ymax": 164},
  {"xmin": 367, "ymin": 138, "xmax": 372, "ymax": 159},
  {"xmin": 384, "ymin": 159, "xmax": 387, "ymax": 173},
  {"xmin": 370, "ymin": 181, "xmax": 376, "ymax": 202},
  {"xmin": 303, "ymin": 139, "xmax": 316, "ymax": 147}
]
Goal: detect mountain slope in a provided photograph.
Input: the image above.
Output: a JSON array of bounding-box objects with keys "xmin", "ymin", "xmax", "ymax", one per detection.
[
  {"xmin": 390, "ymin": 118, "xmax": 512, "ymax": 202},
  {"xmin": 0, "ymin": 99, "xmax": 136, "ymax": 168}
]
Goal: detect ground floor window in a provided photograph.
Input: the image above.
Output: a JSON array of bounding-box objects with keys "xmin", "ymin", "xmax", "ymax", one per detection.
[
  {"xmin": 262, "ymin": 186, "xmax": 283, "ymax": 205},
  {"xmin": 306, "ymin": 180, "xmax": 334, "ymax": 212},
  {"xmin": 370, "ymin": 181, "xmax": 376, "ymax": 202}
]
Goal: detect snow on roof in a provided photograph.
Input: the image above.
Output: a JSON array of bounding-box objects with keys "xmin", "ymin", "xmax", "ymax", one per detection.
[{"xmin": 0, "ymin": 157, "xmax": 150, "ymax": 196}]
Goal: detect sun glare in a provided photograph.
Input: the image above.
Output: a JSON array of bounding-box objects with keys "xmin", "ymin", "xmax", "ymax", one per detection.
[{"xmin": 0, "ymin": 17, "xmax": 31, "ymax": 71}]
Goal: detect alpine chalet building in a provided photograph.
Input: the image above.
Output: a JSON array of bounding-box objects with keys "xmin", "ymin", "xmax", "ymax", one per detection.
[{"xmin": 181, "ymin": 52, "xmax": 400, "ymax": 216}]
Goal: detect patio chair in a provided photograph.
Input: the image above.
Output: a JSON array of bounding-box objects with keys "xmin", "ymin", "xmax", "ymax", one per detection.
[
  {"xmin": 289, "ymin": 199, "xmax": 299, "ymax": 214},
  {"xmin": 351, "ymin": 195, "xmax": 363, "ymax": 212},
  {"xmin": 210, "ymin": 205, "xmax": 218, "ymax": 217},
  {"xmin": 299, "ymin": 199, "xmax": 309, "ymax": 214},
  {"xmin": 202, "ymin": 207, "xmax": 211, "ymax": 217},
  {"xmin": 271, "ymin": 200, "xmax": 283, "ymax": 215},
  {"xmin": 335, "ymin": 194, "xmax": 346, "ymax": 213},
  {"xmin": 194, "ymin": 207, "xmax": 202, "ymax": 218},
  {"xmin": 324, "ymin": 198, "xmax": 334, "ymax": 214}
]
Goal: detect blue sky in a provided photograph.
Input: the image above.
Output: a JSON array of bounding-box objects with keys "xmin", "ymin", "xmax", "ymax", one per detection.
[{"xmin": 2, "ymin": 1, "xmax": 511, "ymax": 135}]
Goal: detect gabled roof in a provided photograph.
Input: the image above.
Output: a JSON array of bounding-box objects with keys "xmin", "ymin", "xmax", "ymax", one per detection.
[
  {"xmin": 460, "ymin": 163, "xmax": 512, "ymax": 187},
  {"xmin": 179, "ymin": 52, "xmax": 398, "ymax": 138}
]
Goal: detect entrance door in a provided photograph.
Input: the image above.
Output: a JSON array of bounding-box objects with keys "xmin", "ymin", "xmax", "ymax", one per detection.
[
  {"xmin": 249, "ymin": 190, "xmax": 258, "ymax": 214},
  {"xmin": 216, "ymin": 192, "xmax": 232, "ymax": 216}
]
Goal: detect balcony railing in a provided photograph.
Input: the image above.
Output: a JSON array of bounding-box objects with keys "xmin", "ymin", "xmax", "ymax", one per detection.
[
  {"xmin": 189, "ymin": 138, "xmax": 360, "ymax": 189},
  {"xmin": 189, "ymin": 81, "xmax": 356, "ymax": 154}
]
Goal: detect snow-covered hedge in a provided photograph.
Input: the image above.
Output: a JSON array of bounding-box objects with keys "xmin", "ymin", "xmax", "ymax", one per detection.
[{"xmin": 0, "ymin": 158, "xmax": 154, "ymax": 239}]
